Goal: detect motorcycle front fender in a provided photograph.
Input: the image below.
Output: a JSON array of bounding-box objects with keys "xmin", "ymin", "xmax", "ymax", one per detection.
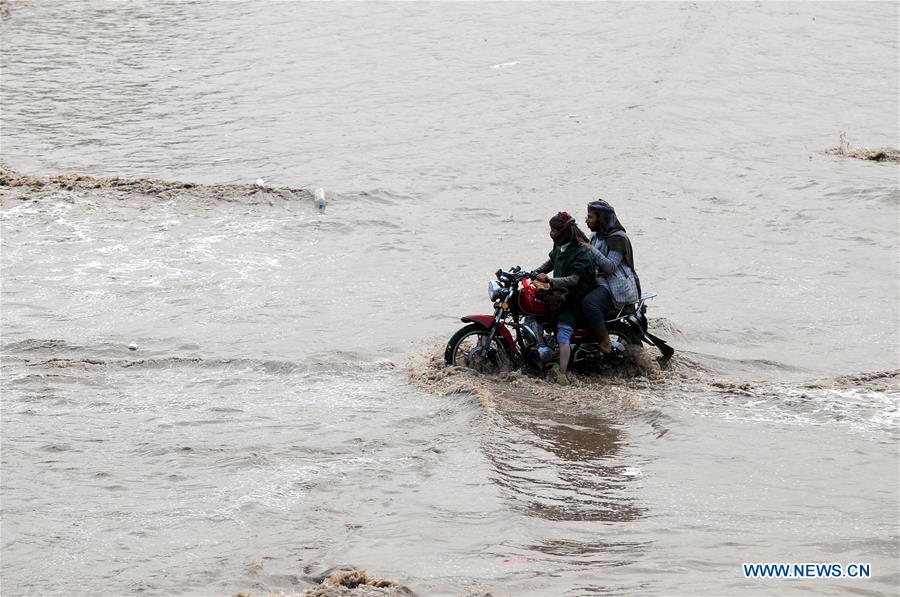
[{"xmin": 460, "ymin": 315, "xmax": 517, "ymax": 355}]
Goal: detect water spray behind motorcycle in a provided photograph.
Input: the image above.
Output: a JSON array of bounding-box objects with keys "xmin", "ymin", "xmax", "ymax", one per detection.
[{"xmin": 444, "ymin": 266, "xmax": 674, "ymax": 376}]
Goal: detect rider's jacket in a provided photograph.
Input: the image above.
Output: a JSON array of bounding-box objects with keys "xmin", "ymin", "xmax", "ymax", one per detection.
[{"xmin": 539, "ymin": 242, "xmax": 595, "ymax": 300}]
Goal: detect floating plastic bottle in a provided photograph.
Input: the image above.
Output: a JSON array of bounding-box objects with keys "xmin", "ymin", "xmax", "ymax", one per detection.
[{"xmin": 314, "ymin": 187, "xmax": 327, "ymax": 211}]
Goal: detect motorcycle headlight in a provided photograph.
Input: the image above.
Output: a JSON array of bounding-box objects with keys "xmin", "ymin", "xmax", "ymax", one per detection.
[{"xmin": 488, "ymin": 280, "xmax": 503, "ymax": 302}]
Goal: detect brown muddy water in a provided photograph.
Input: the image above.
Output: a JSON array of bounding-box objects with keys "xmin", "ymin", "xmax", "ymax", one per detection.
[{"xmin": 1, "ymin": 2, "xmax": 898, "ymax": 596}]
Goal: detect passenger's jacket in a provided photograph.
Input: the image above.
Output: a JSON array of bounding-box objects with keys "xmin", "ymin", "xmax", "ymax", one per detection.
[{"xmin": 588, "ymin": 232, "xmax": 639, "ymax": 307}]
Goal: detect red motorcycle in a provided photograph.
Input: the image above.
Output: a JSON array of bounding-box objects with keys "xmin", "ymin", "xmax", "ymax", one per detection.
[{"xmin": 444, "ymin": 266, "xmax": 674, "ymax": 374}]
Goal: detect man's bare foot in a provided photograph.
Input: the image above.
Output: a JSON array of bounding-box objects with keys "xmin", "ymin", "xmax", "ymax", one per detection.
[
  {"xmin": 547, "ymin": 364, "xmax": 571, "ymax": 385},
  {"xmin": 598, "ymin": 340, "xmax": 625, "ymax": 355}
]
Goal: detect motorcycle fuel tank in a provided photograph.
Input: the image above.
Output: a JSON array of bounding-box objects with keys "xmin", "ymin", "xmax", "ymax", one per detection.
[{"xmin": 517, "ymin": 278, "xmax": 549, "ymax": 316}]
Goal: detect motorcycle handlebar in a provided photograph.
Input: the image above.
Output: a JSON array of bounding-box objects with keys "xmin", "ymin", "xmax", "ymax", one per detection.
[{"xmin": 496, "ymin": 267, "xmax": 537, "ymax": 283}]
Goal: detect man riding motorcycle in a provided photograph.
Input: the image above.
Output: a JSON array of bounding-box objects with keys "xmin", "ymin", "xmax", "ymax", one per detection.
[
  {"xmin": 443, "ymin": 201, "xmax": 673, "ymax": 380},
  {"xmin": 532, "ymin": 211, "xmax": 595, "ymax": 379}
]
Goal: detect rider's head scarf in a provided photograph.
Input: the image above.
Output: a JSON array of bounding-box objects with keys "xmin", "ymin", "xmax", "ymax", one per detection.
[
  {"xmin": 549, "ymin": 211, "xmax": 575, "ymax": 233},
  {"xmin": 549, "ymin": 211, "xmax": 589, "ymax": 246}
]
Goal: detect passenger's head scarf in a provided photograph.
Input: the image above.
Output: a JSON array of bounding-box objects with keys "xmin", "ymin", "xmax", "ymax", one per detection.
[
  {"xmin": 587, "ymin": 199, "xmax": 626, "ymax": 237},
  {"xmin": 587, "ymin": 199, "xmax": 634, "ymax": 269}
]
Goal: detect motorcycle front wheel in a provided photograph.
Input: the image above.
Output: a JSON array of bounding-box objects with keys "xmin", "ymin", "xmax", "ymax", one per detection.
[{"xmin": 444, "ymin": 323, "xmax": 514, "ymax": 375}]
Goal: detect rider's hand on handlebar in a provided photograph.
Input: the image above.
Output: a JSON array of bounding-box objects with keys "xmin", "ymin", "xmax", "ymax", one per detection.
[{"xmin": 535, "ymin": 273, "xmax": 550, "ymax": 283}]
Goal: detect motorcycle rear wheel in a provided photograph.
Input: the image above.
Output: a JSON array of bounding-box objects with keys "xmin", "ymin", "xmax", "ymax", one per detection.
[{"xmin": 444, "ymin": 323, "xmax": 514, "ymax": 375}]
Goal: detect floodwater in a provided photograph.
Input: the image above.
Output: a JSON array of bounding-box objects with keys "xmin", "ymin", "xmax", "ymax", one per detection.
[{"xmin": 1, "ymin": 2, "xmax": 898, "ymax": 595}]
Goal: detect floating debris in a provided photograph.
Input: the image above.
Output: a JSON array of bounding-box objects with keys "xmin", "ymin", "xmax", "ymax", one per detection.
[
  {"xmin": 314, "ymin": 187, "xmax": 327, "ymax": 211},
  {"xmin": 303, "ymin": 567, "xmax": 413, "ymax": 597},
  {"xmin": 234, "ymin": 567, "xmax": 413, "ymax": 597},
  {"xmin": 0, "ymin": 165, "xmax": 317, "ymax": 206},
  {"xmin": 822, "ymin": 131, "xmax": 900, "ymax": 163},
  {"xmin": 621, "ymin": 466, "xmax": 643, "ymax": 477}
]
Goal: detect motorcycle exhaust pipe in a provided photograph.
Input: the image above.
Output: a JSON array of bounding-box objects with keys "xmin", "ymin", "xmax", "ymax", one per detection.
[{"xmin": 537, "ymin": 346, "xmax": 558, "ymax": 363}]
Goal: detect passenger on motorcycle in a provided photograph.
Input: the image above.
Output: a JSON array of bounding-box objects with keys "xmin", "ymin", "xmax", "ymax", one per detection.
[
  {"xmin": 579, "ymin": 199, "xmax": 640, "ymax": 354},
  {"xmin": 533, "ymin": 211, "xmax": 595, "ymax": 376}
]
